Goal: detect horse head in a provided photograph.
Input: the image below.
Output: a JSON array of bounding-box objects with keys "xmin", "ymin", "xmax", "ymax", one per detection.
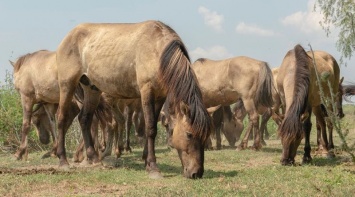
[
  {"xmin": 167, "ymin": 102, "xmax": 206, "ymax": 179},
  {"xmin": 31, "ymin": 104, "xmax": 51, "ymax": 145}
]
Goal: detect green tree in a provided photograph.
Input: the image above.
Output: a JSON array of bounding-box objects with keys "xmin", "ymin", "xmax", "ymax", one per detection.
[{"xmin": 315, "ymin": 0, "xmax": 355, "ymax": 65}]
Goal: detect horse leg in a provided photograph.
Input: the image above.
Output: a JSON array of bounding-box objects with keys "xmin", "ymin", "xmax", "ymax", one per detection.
[
  {"xmin": 124, "ymin": 105, "xmax": 133, "ymax": 153},
  {"xmin": 112, "ymin": 105, "xmax": 125, "ymax": 158},
  {"xmin": 215, "ymin": 124, "xmax": 222, "ymax": 150},
  {"xmin": 41, "ymin": 104, "xmax": 59, "ymax": 159},
  {"xmin": 91, "ymin": 115, "xmax": 101, "ymax": 158},
  {"xmin": 77, "ymin": 82, "xmax": 102, "ymax": 165},
  {"xmin": 326, "ymin": 119, "xmax": 334, "ymax": 150},
  {"xmin": 313, "ymin": 106, "xmax": 330, "ymax": 157},
  {"xmin": 141, "ymin": 85, "xmax": 164, "ymax": 178},
  {"xmin": 260, "ymin": 108, "xmax": 271, "ymax": 145},
  {"xmin": 236, "ymin": 121, "xmax": 252, "ymax": 151},
  {"xmin": 245, "ymin": 100, "xmax": 261, "ymax": 150},
  {"xmin": 133, "ymin": 110, "xmax": 145, "ymax": 146},
  {"xmin": 14, "ymin": 96, "xmax": 34, "ymax": 160},
  {"xmin": 302, "ymin": 107, "xmax": 313, "ymax": 164},
  {"xmin": 73, "ymin": 137, "xmax": 85, "ymax": 162}
]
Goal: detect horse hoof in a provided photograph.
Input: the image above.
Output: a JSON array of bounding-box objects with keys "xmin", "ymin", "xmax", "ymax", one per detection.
[
  {"xmin": 58, "ymin": 164, "xmax": 71, "ymax": 171},
  {"xmin": 41, "ymin": 152, "xmax": 52, "ymax": 159},
  {"xmin": 12, "ymin": 155, "xmax": 21, "ymax": 161},
  {"xmin": 327, "ymin": 151, "xmax": 335, "ymax": 158},
  {"xmin": 302, "ymin": 157, "xmax": 312, "ymax": 165},
  {"xmin": 236, "ymin": 146, "xmax": 245, "ymax": 151},
  {"xmin": 148, "ymin": 171, "xmax": 164, "ymax": 179}
]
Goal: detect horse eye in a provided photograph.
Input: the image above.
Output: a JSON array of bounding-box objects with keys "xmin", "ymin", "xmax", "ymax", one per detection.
[{"xmin": 186, "ymin": 132, "xmax": 193, "ymax": 140}]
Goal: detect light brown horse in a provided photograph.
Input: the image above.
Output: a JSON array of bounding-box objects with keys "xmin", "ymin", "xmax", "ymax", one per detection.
[
  {"xmin": 55, "ymin": 21, "xmax": 212, "ymax": 179},
  {"xmin": 191, "ymin": 56, "xmax": 274, "ymax": 150},
  {"xmin": 277, "ymin": 44, "xmax": 343, "ymax": 165},
  {"xmin": 230, "ymin": 67, "xmax": 282, "ymax": 146},
  {"xmin": 11, "ymin": 50, "xmax": 80, "ymax": 160}
]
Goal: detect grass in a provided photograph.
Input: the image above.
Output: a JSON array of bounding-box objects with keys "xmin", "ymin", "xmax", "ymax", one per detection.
[{"xmin": 0, "ymin": 105, "xmax": 354, "ymax": 197}]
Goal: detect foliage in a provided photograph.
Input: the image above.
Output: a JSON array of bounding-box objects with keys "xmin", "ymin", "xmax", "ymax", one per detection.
[
  {"xmin": 0, "ymin": 71, "xmax": 23, "ymax": 151},
  {"xmin": 315, "ymin": 0, "xmax": 355, "ymax": 65}
]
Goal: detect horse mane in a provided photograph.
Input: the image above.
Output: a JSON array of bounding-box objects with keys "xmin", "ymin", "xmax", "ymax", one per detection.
[
  {"xmin": 195, "ymin": 58, "xmax": 207, "ymax": 63},
  {"xmin": 279, "ymin": 44, "xmax": 310, "ymax": 144},
  {"xmin": 13, "ymin": 50, "xmax": 50, "ymax": 72},
  {"xmin": 159, "ymin": 29, "xmax": 212, "ymax": 142}
]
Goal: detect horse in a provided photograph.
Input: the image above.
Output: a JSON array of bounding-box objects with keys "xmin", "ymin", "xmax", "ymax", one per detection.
[
  {"xmin": 55, "ymin": 20, "xmax": 212, "ymax": 179},
  {"xmin": 276, "ymin": 44, "xmax": 343, "ymax": 165},
  {"xmin": 209, "ymin": 105, "xmax": 243, "ymax": 149},
  {"xmin": 10, "ymin": 50, "xmax": 80, "ymax": 160},
  {"xmin": 230, "ymin": 67, "xmax": 282, "ymax": 146},
  {"xmin": 191, "ymin": 56, "xmax": 274, "ymax": 151}
]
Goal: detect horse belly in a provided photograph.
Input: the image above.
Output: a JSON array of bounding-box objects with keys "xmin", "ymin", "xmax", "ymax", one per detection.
[{"xmin": 87, "ymin": 64, "xmax": 141, "ymax": 98}]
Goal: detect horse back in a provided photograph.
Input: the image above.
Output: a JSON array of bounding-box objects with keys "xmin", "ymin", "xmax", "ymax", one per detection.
[
  {"xmin": 56, "ymin": 21, "xmax": 181, "ymax": 98},
  {"xmin": 13, "ymin": 50, "xmax": 59, "ymax": 103}
]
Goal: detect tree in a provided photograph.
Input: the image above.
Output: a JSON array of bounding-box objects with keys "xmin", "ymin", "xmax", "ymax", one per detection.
[{"xmin": 315, "ymin": 0, "xmax": 355, "ymax": 65}]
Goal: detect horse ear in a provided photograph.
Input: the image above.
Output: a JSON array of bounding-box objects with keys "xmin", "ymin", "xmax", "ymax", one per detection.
[
  {"xmin": 340, "ymin": 77, "xmax": 344, "ymax": 84},
  {"xmin": 9, "ymin": 60, "xmax": 15, "ymax": 67},
  {"xmin": 180, "ymin": 102, "xmax": 190, "ymax": 116}
]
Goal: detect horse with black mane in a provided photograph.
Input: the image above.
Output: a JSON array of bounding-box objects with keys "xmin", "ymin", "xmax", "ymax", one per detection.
[
  {"xmin": 277, "ymin": 44, "xmax": 343, "ymax": 165},
  {"xmin": 55, "ymin": 20, "xmax": 212, "ymax": 179}
]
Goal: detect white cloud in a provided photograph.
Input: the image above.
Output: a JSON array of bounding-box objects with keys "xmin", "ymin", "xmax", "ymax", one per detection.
[
  {"xmin": 189, "ymin": 46, "xmax": 233, "ymax": 61},
  {"xmin": 198, "ymin": 6, "xmax": 224, "ymax": 32},
  {"xmin": 235, "ymin": 22, "xmax": 275, "ymax": 36},
  {"xmin": 280, "ymin": 0, "xmax": 324, "ymax": 34}
]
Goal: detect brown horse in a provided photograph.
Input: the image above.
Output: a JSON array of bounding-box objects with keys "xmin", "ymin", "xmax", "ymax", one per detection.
[
  {"xmin": 191, "ymin": 56, "xmax": 274, "ymax": 150},
  {"xmin": 55, "ymin": 21, "xmax": 212, "ymax": 179},
  {"xmin": 230, "ymin": 67, "xmax": 282, "ymax": 146},
  {"xmin": 10, "ymin": 50, "xmax": 80, "ymax": 160},
  {"xmin": 277, "ymin": 44, "xmax": 343, "ymax": 165},
  {"xmin": 209, "ymin": 105, "xmax": 243, "ymax": 149}
]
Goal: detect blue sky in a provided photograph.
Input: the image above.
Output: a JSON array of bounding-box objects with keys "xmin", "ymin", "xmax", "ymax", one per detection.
[{"xmin": 1, "ymin": 0, "xmax": 354, "ymax": 85}]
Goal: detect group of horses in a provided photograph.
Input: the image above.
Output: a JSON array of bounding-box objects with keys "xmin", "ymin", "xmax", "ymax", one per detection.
[{"xmin": 9, "ymin": 20, "xmax": 354, "ymax": 179}]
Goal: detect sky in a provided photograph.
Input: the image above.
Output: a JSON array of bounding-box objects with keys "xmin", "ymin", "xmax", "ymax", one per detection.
[{"xmin": 1, "ymin": 0, "xmax": 354, "ymax": 86}]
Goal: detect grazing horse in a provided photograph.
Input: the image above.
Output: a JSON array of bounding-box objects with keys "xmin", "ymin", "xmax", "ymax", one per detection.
[
  {"xmin": 209, "ymin": 105, "xmax": 243, "ymax": 149},
  {"xmin": 191, "ymin": 57, "xmax": 274, "ymax": 150},
  {"xmin": 55, "ymin": 21, "xmax": 212, "ymax": 179},
  {"xmin": 10, "ymin": 50, "xmax": 80, "ymax": 160},
  {"xmin": 277, "ymin": 44, "xmax": 343, "ymax": 165},
  {"xmin": 231, "ymin": 67, "xmax": 282, "ymax": 146}
]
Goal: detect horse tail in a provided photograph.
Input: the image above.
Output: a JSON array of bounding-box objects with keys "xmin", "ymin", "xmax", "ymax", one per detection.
[
  {"xmin": 74, "ymin": 83, "xmax": 111, "ymax": 122},
  {"xmin": 210, "ymin": 107, "xmax": 223, "ymax": 139},
  {"xmin": 255, "ymin": 62, "xmax": 274, "ymax": 108},
  {"xmin": 279, "ymin": 44, "xmax": 310, "ymax": 144},
  {"xmin": 159, "ymin": 39, "xmax": 212, "ymax": 142}
]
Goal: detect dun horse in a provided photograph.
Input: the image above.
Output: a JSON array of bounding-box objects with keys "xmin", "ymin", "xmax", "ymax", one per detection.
[
  {"xmin": 277, "ymin": 44, "xmax": 343, "ymax": 165},
  {"xmin": 11, "ymin": 50, "xmax": 80, "ymax": 160},
  {"xmin": 55, "ymin": 20, "xmax": 212, "ymax": 179},
  {"xmin": 191, "ymin": 56, "xmax": 274, "ymax": 150}
]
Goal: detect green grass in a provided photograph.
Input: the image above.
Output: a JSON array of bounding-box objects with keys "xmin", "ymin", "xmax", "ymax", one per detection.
[{"xmin": 0, "ymin": 137, "xmax": 354, "ymax": 197}]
